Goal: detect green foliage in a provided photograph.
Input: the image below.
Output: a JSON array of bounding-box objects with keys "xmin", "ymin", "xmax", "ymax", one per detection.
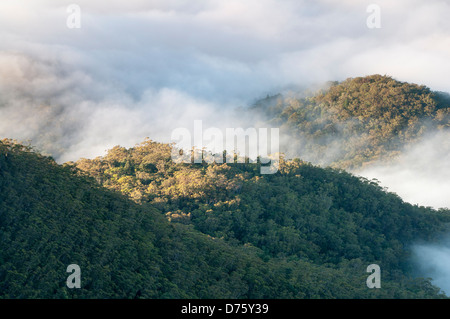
[
  {"xmin": 4, "ymin": 138, "xmax": 446, "ymax": 298},
  {"xmin": 253, "ymin": 75, "xmax": 450, "ymax": 169},
  {"xmin": 72, "ymin": 137, "xmax": 450, "ymax": 298},
  {"xmin": 1, "ymin": 76, "xmax": 449, "ymax": 299}
]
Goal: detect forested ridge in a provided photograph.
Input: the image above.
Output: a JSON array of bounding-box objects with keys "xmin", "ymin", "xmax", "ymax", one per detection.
[
  {"xmin": 0, "ymin": 140, "xmax": 382, "ymax": 298},
  {"xmin": 253, "ymin": 75, "xmax": 450, "ymax": 169},
  {"xmin": 70, "ymin": 136, "xmax": 450, "ymax": 298},
  {"xmin": 0, "ymin": 138, "xmax": 449, "ymax": 298}
]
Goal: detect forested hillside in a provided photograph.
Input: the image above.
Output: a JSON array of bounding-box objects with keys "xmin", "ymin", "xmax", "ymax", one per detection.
[
  {"xmin": 0, "ymin": 140, "xmax": 448, "ymax": 298},
  {"xmin": 72, "ymin": 138, "xmax": 450, "ymax": 298},
  {"xmin": 3, "ymin": 138, "xmax": 448, "ymax": 298},
  {"xmin": 253, "ymin": 75, "xmax": 450, "ymax": 168}
]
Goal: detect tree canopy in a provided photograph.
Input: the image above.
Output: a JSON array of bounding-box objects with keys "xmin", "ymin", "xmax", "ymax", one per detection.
[{"xmin": 252, "ymin": 75, "xmax": 449, "ymax": 168}]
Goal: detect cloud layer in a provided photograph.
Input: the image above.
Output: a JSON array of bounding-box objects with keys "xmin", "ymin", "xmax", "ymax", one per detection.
[
  {"xmin": 355, "ymin": 130, "xmax": 450, "ymax": 209},
  {"xmin": 2, "ymin": 0, "xmax": 450, "ymax": 100}
]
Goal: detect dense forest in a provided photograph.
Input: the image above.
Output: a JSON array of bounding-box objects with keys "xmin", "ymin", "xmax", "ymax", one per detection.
[
  {"xmin": 70, "ymin": 136, "xmax": 450, "ymax": 298},
  {"xmin": 0, "ymin": 138, "xmax": 449, "ymax": 298},
  {"xmin": 252, "ymin": 75, "xmax": 450, "ymax": 169},
  {"xmin": 1, "ymin": 75, "xmax": 450, "ymax": 299}
]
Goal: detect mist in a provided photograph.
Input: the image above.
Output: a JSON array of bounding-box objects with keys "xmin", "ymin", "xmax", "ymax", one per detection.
[
  {"xmin": 355, "ymin": 130, "xmax": 450, "ymax": 210},
  {"xmin": 412, "ymin": 238, "xmax": 450, "ymax": 295},
  {"xmin": 0, "ymin": 51, "xmax": 267, "ymax": 162}
]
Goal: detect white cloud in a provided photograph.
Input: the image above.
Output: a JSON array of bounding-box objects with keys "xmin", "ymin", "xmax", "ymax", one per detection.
[{"xmin": 356, "ymin": 131, "xmax": 450, "ymax": 209}]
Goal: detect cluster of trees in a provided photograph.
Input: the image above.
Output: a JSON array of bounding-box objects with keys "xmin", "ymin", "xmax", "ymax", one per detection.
[
  {"xmin": 69, "ymin": 136, "xmax": 450, "ymax": 298},
  {"xmin": 0, "ymin": 139, "xmax": 371, "ymax": 298},
  {"xmin": 252, "ymin": 75, "xmax": 449, "ymax": 168},
  {"xmin": 1, "ymin": 138, "xmax": 449, "ymax": 298}
]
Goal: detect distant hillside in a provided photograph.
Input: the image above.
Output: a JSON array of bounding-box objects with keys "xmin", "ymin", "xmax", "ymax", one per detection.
[
  {"xmin": 73, "ymin": 138, "xmax": 450, "ymax": 298},
  {"xmin": 252, "ymin": 75, "xmax": 450, "ymax": 169}
]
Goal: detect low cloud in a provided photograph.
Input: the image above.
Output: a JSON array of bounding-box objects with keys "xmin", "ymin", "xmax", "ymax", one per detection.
[
  {"xmin": 0, "ymin": 52, "xmax": 267, "ymax": 163},
  {"xmin": 412, "ymin": 238, "xmax": 450, "ymax": 295},
  {"xmin": 356, "ymin": 130, "xmax": 450, "ymax": 209}
]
